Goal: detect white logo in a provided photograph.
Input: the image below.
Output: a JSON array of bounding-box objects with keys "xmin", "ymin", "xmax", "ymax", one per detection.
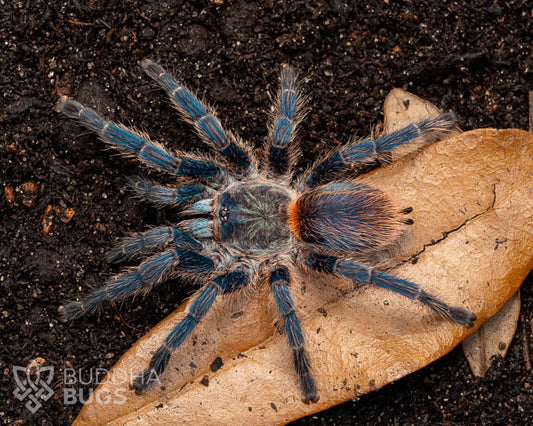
[{"xmin": 13, "ymin": 364, "xmax": 55, "ymax": 414}]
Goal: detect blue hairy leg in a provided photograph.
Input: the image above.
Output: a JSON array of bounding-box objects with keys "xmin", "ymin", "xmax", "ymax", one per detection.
[
  {"xmin": 106, "ymin": 227, "xmax": 204, "ymax": 264},
  {"xmin": 270, "ymin": 266, "xmax": 318, "ymax": 403},
  {"xmin": 141, "ymin": 60, "xmax": 253, "ymax": 177},
  {"xmin": 180, "ymin": 218, "xmax": 214, "ymax": 239},
  {"xmin": 305, "ymin": 252, "xmax": 476, "ymax": 328},
  {"xmin": 127, "ymin": 177, "xmax": 213, "ymax": 206},
  {"xmin": 57, "ymin": 98, "xmax": 226, "ymax": 185},
  {"xmin": 59, "ymin": 247, "xmax": 219, "ymax": 321},
  {"xmin": 267, "ymin": 65, "xmax": 302, "ymax": 177},
  {"xmin": 133, "ymin": 264, "xmax": 254, "ymax": 392},
  {"xmin": 303, "ymin": 113, "xmax": 455, "ymax": 189}
]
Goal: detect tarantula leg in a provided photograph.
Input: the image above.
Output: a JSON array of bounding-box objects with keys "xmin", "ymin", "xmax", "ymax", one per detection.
[
  {"xmin": 305, "ymin": 252, "xmax": 476, "ymax": 328},
  {"xmin": 106, "ymin": 227, "xmax": 203, "ymax": 264},
  {"xmin": 127, "ymin": 176, "xmax": 213, "ymax": 207},
  {"xmin": 133, "ymin": 263, "xmax": 253, "ymax": 392},
  {"xmin": 180, "ymin": 218, "xmax": 214, "ymax": 239},
  {"xmin": 267, "ymin": 65, "xmax": 303, "ymax": 177},
  {"xmin": 59, "ymin": 248, "xmax": 217, "ymax": 321},
  {"xmin": 57, "ymin": 98, "xmax": 226, "ymax": 186},
  {"xmin": 141, "ymin": 60, "xmax": 253, "ymax": 177},
  {"xmin": 270, "ymin": 266, "xmax": 318, "ymax": 403},
  {"xmin": 302, "ymin": 113, "xmax": 456, "ymax": 189},
  {"xmin": 185, "ymin": 198, "xmax": 214, "ymax": 215}
]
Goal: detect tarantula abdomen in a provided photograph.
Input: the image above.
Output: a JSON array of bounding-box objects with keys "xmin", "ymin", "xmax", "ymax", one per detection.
[{"xmin": 289, "ymin": 182, "xmax": 411, "ymax": 253}]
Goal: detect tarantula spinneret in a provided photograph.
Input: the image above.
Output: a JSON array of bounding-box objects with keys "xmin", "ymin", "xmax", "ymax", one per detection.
[{"xmin": 57, "ymin": 60, "xmax": 476, "ymax": 403}]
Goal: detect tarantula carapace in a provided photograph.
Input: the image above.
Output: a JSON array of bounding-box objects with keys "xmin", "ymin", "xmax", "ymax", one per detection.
[{"xmin": 57, "ymin": 60, "xmax": 476, "ymax": 403}]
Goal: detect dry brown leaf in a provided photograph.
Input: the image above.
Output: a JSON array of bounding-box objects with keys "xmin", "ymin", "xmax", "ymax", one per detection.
[
  {"xmin": 73, "ymin": 91, "xmax": 533, "ymax": 424},
  {"xmin": 383, "ymin": 88, "xmax": 462, "ymax": 135},
  {"xmin": 384, "ymin": 88, "xmax": 451, "ymax": 131},
  {"xmin": 387, "ymin": 89, "xmax": 524, "ymax": 379},
  {"xmin": 462, "ymin": 291, "xmax": 521, "ymax": 377}
]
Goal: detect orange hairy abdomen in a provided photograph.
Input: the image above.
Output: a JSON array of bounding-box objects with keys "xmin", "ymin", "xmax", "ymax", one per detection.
[{"xmin": 288, "ymin": 183, "xmax": 406, "ymax": 253}]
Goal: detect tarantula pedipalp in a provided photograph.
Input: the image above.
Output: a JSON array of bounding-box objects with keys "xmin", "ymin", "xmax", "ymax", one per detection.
[{"xmin": 57, "ymin": 60, "xmax": 476, "ymax": 403}]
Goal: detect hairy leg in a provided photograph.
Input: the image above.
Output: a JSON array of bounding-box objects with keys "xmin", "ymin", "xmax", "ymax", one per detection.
[
  {"xmin": 127, "ymin": 176, "xmax": 213, "ymax": 207},
  {"xmin": 270, "ymin": 265, "xmax": 318, "ymax": 403},
  {"xmin": 266, "ymin": 65, "xmax": 303, "ymax": 178},
  {"xmin": 59, "ymin": 244, "xmax": 223, "ymax": 321},
  {"xmin": 304, "ymin": 251, "xmax": 476, "ymax": 328},
  {"xmin": 106, "ymin": 226, "xmax": 204, "ymax": 264},
  {"xmin": 133, "ymin": 263, "xmax": 254, "ymax": 392},
  {"xmin": 302, "ymin": 113, "xmax": 455, "ymax": 189},
  {"xmin": 57, "ymin": 98, "xmax": 227, "ymax": 186},
  {"xmin": 142, "ymin": 60, "xmax": 253, "ymax": 177}
]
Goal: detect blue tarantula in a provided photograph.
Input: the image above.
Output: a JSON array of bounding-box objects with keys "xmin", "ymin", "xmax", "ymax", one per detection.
[{"xmin": 58, "ymin": 60, "xmax": 476, "ymax": 403}]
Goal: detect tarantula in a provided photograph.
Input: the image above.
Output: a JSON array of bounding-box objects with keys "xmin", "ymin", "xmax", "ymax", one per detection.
[{"xmin": 57, "ymin": 60, "xmax": 476, "ymax": 403}]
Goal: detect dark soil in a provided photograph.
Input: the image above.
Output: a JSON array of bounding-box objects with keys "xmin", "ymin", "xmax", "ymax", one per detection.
[{"xmin": 1, "ymin": 1, "xmax": 531, "ymax": 424}]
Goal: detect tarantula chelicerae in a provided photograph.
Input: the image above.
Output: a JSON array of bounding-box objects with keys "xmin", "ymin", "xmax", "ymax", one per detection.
[{"xmin": 58, "ymin": 60, "xmax": 476, "ymax": 403}]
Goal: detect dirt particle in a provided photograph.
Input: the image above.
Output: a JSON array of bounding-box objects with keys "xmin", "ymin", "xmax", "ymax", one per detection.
[
  {"xmin": 4, "ymin": 185, "xmax": 15, "ymax": 202},
  {"xmin": 20, "ymin": 181, "xmax": 39, "ymax": 207},
  {"xmin": 210, "ymin": 356, "xmax": 223, "ymax": 372},
  {"xmin": 42, "ymin": 204, "xmax": 54, "ymax": 234}
]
